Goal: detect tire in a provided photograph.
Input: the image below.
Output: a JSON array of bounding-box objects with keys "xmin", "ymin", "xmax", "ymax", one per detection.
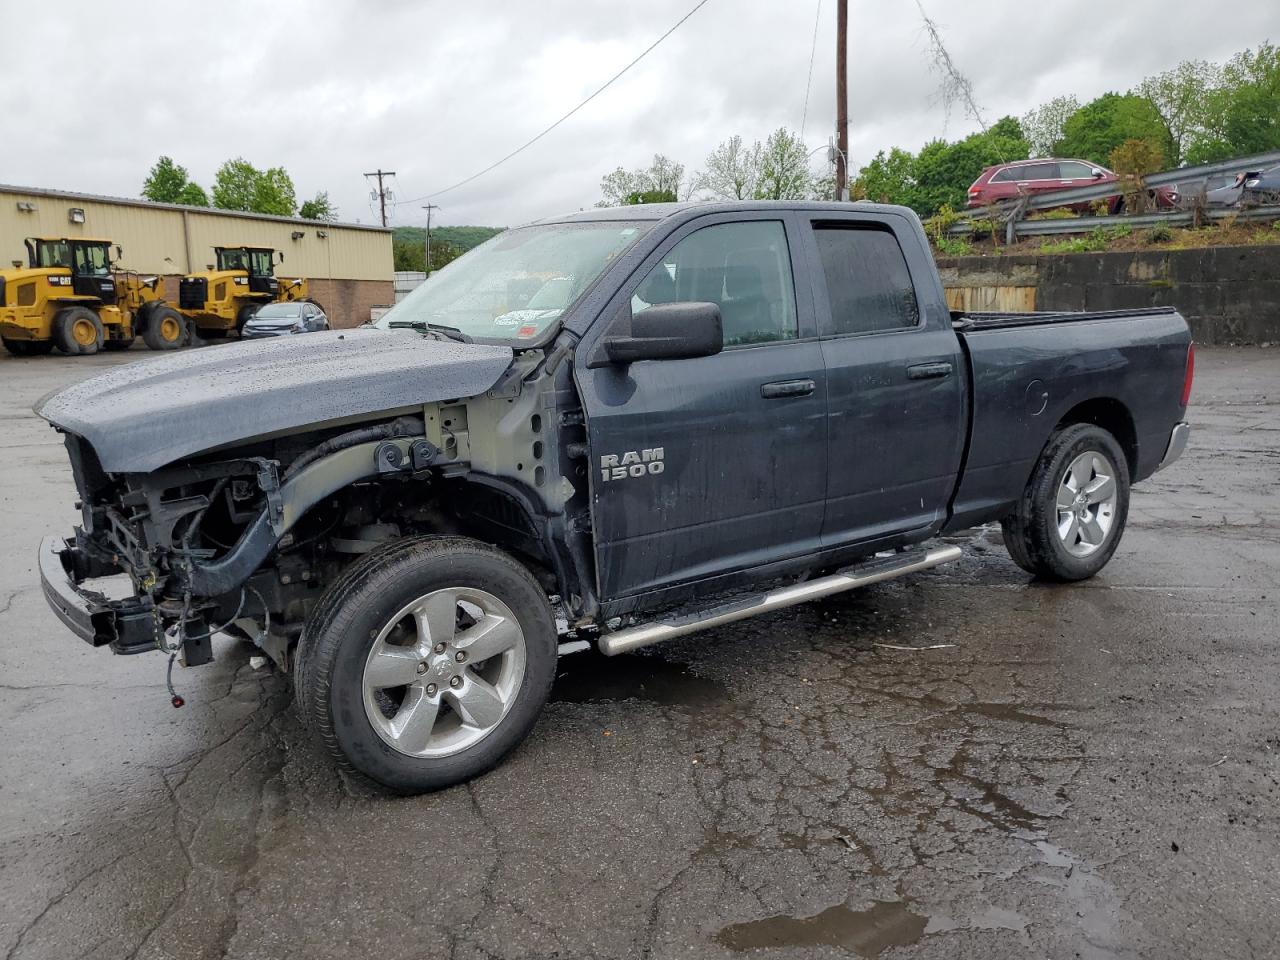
[
  {"xmin": 298, "ymin": 536, "xmax": 557, "ymax": 794},
  {"xmin": 2, "ymin": 338, "xmax": 54, "ymax": 357},
  {"xmin": 236, "ymin": 304, "xmax": 259, "ymax": 335},
  {"xmin": 142, "ymin": 305, "xmax": 186, "ymax": 350},
  {"xmin": 53, "ymin": 307, "xmax": 104, "ymax": 355},
  {"xmin": 1001, "ymin": 423, "xmax": 1130, "ymax": 582}
]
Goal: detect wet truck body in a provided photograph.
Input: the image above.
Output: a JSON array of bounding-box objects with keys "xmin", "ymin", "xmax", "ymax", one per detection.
[{"xmin": 36, "ymin": 201, "xmax": 1194, "ymax": 793}]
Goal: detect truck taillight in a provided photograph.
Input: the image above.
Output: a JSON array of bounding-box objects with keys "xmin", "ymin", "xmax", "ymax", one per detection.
[{"xmin": 1181, "ymin": 343, "xmax": 1195, "ymax": 408}]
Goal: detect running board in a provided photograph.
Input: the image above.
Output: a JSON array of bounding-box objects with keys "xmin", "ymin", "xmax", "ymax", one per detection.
[{"xmin": 597, "ymin": 544, "xmax": 963, "ymax": 657}]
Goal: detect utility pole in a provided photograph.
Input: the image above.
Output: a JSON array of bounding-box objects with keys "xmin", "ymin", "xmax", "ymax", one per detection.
[
  {"xmin": 363, "ymin": 169, "xmax": 396, "ymax": 227},
  {"xmin": 835, "ymin": 0, "xmax": 848, "ymax": 201},
  {"xmin": 421, "ymin": 204, "xmax": 440, "ymax": 273}
]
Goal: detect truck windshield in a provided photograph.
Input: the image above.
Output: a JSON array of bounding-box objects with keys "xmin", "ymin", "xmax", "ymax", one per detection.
[
  {"xmin": 375, "ymin": 221, "xmax": 650, "ymax": 342},
  {"xmin": 217, "ymin": 249, "xmax": 248, "ymax": 271}
]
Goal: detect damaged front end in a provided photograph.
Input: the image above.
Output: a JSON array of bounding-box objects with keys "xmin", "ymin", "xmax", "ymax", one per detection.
[{"xmin": 40, "ymin": 422, "xmax": 439, "ymax": 670}]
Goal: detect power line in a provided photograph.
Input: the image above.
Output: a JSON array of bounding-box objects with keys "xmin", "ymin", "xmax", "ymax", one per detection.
[
  {"xmin": 799, "ymin": 0, "xmax": 822, "ymax": 142},
  {"xmin": 398, "ymin": 0, "xmax": 715, "ymax": 206}
]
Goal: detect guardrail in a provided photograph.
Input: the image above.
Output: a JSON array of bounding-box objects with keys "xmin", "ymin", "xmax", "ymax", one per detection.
[{"xmin": 952, "ymin": 149, "xmax": 1280, "ymax": 240}]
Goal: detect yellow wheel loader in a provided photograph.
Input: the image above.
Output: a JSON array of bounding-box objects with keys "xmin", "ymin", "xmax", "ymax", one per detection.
[
  {"xmin": 0, "ymin": 238, "xmax": 187, "ymax": 357},
  {"xmin": 176, "ymin": 245, "xmax": 311, "ymax": 338}
]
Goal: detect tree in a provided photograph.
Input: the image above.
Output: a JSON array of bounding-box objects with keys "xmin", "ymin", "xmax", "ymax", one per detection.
[
  {"xmin": 1137, "ymin": 60, "xmax": 1221, "ymax": 166},
  {"xmin": 1055, "ymin": 93, "xmax": 1171, "ymax": 167},
  {"xmin": 1021, "ymin": 95, "xmax": 1080, "ymax": 158},
  {"xmin": 142, "ymin": 156, "xmax": 208, "ymax": 206},
  {"xmin": 698, "ymin": 135, "xmax": 763, "ymax": 200},
  {"xmin": 1109, "ymin": 138, "xmax": 1165, "ymax": 177},
  {"xmin": 625, "ymin": 189, "xmax": 677, "ymax": 205},
  {"xmin": 855, "ymin": 148, "xmax": 916, "ymax": 206},
  {"xmin": 909, "ymin": 117, "xmax": 1030, "ymax": 215},
  {"xmin": 597, "ymin": 154, "xmax": 686, "ymax": 206},
  {"xmin": 754, "ymin": 129, "xmax": 811, "ymax": 200},
  {"xmin": 211, "ymin": 158, "xmax": 297, "ymax": 216},
  {"xmin": 299, "ymin": 191, "xmax": 338, "ymax": 221},
  {"xmin": 1187, "ymin": 43, "xmax": 1280, "ymax": 164}
]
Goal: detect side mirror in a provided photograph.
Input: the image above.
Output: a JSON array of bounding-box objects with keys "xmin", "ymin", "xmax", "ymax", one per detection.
[
  {"xmin": 604, "ymin": 301, "xmax": 723, "ymax": 365},
  {"xmin": 114, "ymin": 245, "xmax": 123, "ymax": 260},
  {"xmin": 1091, "ymin": 168, "xmax": 1105, "ymax": 179},
  {"xmin": 276, "ymin": 251, "xmax": 285, "ymax": 263}
]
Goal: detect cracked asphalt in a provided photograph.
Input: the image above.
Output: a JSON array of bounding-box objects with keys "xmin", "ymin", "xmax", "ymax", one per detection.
[{"xmin": 1, "ymin": 346, "xmax": 1277, "ymax": 960}]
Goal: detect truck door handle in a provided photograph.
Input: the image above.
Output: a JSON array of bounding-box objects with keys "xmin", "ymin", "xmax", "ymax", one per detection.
[
  {"xmin": 906, "ymin": 361, "xmax": 953, "ymax": 381},
  {"xmin": 760, "ymin": 379, "xmax": 815, "ymax": 399}
]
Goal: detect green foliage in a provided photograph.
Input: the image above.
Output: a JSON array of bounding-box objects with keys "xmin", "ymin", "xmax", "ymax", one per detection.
[
  {"xmin": 855, "ymin": 147, "xmax": 916, "ymax": 205},
  {"xmin": 1038, "ymin": 226, "xmax": 1130, "ymax": 254},
  {"xmin": 697, "ymin": 135, "xmax": 763, "ymax": 200},
  {"xmin": 933, "ymin": 235, "xmax": 973, "ymax": 257},
  {"xmin": 391, "ymin": 226, "xmax": 503, "ymax": 275},
  {"xmin": 624, "ymin": 189, "xmax": 677, "ymax": 205},
  {"xmin": 142, "ymin": 156, "xmax": 208, "ymax": 206},
  {"xmin": 1186, "ymin": 43, "xmax": 1280, "ymax": 164},
  {"xmin": 299, "ymin": 191, "xmax": 337, "ymax": 221},
  {"xmin": 211, "ymin": 158, "xmax": 297, "ymax": 216},
  {"xmin": 1029, "ymin": 208, "xmax": 1080, "ymax": 220},
  {"xmin": 1054, "ymin": 93, "xmax": 1171, "ymax": 167},
  {"xmin": 1109, "ymin": 138, "xmax": 1165, "ymax": 176},
  {"xmin": 392, "ymin": 226, "xmax": 503, "ymax": 253},
  {"xmin": 1137, "ymin": 59, "xmax": 1221, "ymax": 165},
  {"xmin": 1146, "ymin": 225, "xmax": 1174, "ymax": 243},
  {"xmin": 393, "ymin": 239, "xmax": 460, "ymax": 273},
  {"xmin": 854, "ymin": 117, "xmax": 1029, "ymax": 218},
  {"xmin": 598, "ymin": 155, "xmax": 685, "ymax": 206},
  {"xmin": 753, "ymin": 129, "xmax": 812, "ymax": 201}
]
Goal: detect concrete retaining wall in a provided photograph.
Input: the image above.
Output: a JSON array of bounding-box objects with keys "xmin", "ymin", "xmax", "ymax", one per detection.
[{"xmin": 936, "ymin": 245, "xmax": 1280, "ymax": 344}]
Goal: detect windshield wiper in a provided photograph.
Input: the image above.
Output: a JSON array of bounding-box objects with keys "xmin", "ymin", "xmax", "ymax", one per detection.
[{"xmin": 387, "ymin": 320, "xmax": 473, "ymax": 343}]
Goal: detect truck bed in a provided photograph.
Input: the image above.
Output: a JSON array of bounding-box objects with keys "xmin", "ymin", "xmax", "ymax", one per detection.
[{"xmin": 945, "ymin": 305, "xmax": 1191, "ymax": 533}]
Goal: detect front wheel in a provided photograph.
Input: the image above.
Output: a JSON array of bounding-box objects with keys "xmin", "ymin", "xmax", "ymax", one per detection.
[
  {"xmin": 1001, "ymin": 423, "xmax": 1130, "ymax": 581},
  {"xmin": 53, "ymin": 306, "xmax": 104, "ymax": 355},
  {"xmin": 297, "ymin": 536, "xmax": 557, "ymax": 793},
  {"xmin": 142, "ymin": 305, "xmax": 187, "ymax": 350}
]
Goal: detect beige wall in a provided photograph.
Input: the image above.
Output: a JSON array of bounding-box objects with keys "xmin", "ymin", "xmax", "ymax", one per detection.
[{"xmin": 0, "ymin": 186, "xmax": 392, "ymax": 282}]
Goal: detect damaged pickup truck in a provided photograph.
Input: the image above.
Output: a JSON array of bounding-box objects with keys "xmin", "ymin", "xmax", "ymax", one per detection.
[{"xmin": 37, "ymin": 202, "xmax": 1194, "ymax": 793}]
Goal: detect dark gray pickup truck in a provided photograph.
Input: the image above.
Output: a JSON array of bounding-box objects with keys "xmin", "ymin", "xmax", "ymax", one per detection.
[{"xmin": 36, "ymin": 201, "xmax": 1193, "ymax": 793}]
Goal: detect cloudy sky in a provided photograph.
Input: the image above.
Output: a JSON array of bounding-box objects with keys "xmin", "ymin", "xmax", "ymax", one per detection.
[{"xmin": 5, "ymin": 0, "xmax": 1278, "ymax": 229}]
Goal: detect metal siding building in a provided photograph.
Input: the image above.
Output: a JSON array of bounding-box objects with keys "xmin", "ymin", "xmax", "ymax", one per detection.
[{"xmin": 1, "ymin": 184, "xmax": 393, "ymax": 325}]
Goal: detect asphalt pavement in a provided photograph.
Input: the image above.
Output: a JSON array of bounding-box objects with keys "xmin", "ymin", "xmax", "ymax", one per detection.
[{"xmin": 1, "ymin": 345, "xmax": 1276, "ymax": 960}]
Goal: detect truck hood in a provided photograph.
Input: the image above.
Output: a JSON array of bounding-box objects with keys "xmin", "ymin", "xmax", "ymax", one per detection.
[{"xmin": 35, "ymin": 329, "xmax": 514, "ymax": 473}]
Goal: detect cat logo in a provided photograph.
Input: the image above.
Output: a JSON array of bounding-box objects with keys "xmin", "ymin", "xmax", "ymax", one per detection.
[{"xmin": 600, "ymin": 448, "xmax": 664, "ymax": 482}]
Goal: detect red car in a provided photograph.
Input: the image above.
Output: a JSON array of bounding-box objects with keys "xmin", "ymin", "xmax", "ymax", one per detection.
[{"xmin": 966, "ymin": 158, "xmax": 1178, "ymax": 213}]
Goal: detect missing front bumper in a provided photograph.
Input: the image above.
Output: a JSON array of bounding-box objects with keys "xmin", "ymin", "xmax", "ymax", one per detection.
[{"xmin": 38, "ymin": 536, "xmax": 156, "ymax": 654}]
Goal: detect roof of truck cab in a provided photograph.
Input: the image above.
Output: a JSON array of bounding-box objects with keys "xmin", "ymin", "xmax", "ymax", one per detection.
[
  {"xmin": 31, "ymin": 236, "xmax": 115, "ymax": 243},
  {"xmin": 529, "ymin": 200, "xmax": 919, "ymax": 226}
]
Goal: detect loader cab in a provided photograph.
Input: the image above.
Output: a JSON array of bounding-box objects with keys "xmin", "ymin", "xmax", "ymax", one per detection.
[
  {"xmin": 215, "ymin": 245, "xmax": 277, "ymax": 295},
  {"xmin": 25, "ymin": 237, "xmax": 117, "ymax": 304}
]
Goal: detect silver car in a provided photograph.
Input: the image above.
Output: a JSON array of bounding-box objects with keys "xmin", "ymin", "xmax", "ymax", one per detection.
[{"xmin": 241, "ymin": 301, "xmax": 329, "ymax": 339}]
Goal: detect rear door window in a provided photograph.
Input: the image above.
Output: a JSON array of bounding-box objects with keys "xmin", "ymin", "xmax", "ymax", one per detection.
[{"xmin": 813, "ymin": 226, "xmax": 920, "ymax": 336}]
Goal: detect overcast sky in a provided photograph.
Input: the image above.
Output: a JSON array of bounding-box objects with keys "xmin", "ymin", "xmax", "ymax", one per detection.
[{"xmin": 4, "ymin": 0, "xmax": 1278, "ymax": 229}]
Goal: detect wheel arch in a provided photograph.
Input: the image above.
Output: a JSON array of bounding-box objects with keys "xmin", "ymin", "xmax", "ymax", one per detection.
[{"xmin": 1054, "ymin": 396, "xmax": 1137, "ymax": 478}]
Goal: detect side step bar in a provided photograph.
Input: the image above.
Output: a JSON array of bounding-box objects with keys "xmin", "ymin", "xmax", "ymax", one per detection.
[{"xmin": 598, "ymin": 544, "xmax": 962, "ymax": 657}]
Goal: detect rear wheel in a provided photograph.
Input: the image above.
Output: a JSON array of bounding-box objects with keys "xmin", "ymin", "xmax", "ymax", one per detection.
[
  {"xmin": 53, "ymin": 307, "xmax": 103, "ymax": 355},
  {"xmin": 1001, "ymin": 423, "xmax": 1130, "ymax": 581},
  {"xmin": 297, "ymin": 536, "xmax": 557, "ymax": 794},
  {"xmin": 142, "ymin": 305, "xmax": 187, "ymax": 350},
  {"xmin": 2, "ymin": 338, "xmax": 55, "ymax": 357}
]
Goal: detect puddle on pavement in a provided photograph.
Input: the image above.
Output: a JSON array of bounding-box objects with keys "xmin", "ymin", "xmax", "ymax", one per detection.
[
  {"xmin": 550, "ymin": 649, "xmax": 727, "ymax": 707},
  {"xmin": 961, "ymin": 701, "xmax": 1066, "ymax": 727},
  {"xmin": 716, "ymin": 901, "xmax": 928, "ymax": 957}
]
